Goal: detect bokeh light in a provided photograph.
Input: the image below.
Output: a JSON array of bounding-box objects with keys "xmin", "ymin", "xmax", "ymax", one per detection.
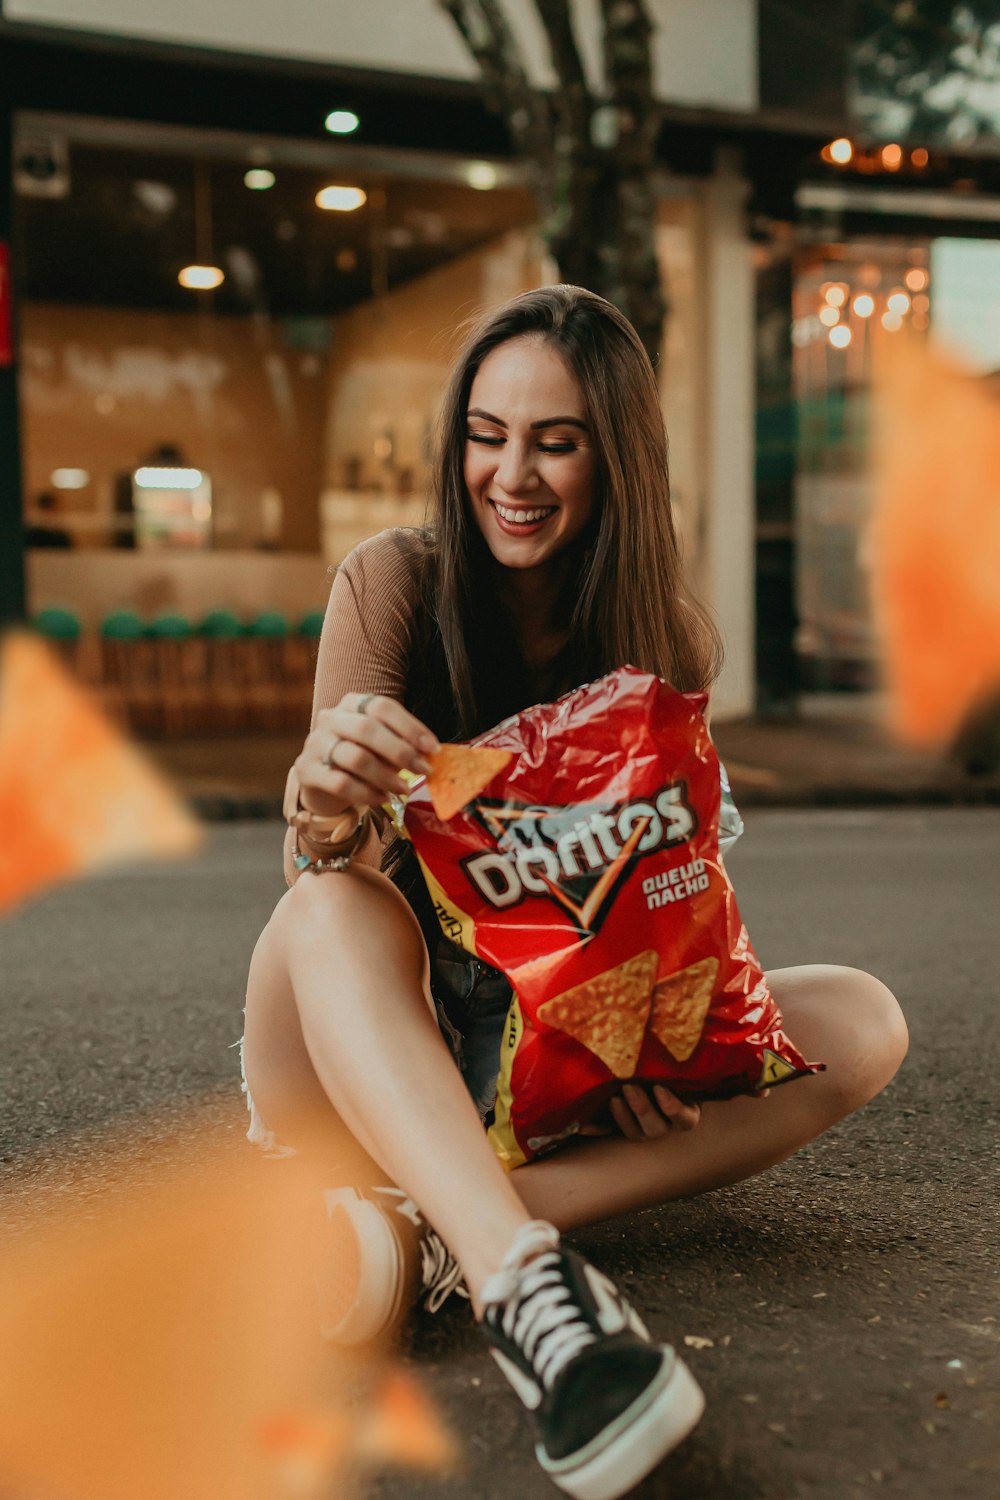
[
  {"xmin": 853, "ymin": 294, "xmax": 875, "ymax": 318},
  {"xmin": 178, "ymin": 265, "xmax": 224, "ymax": 289},
  {"xmin": 904, "ymin": 267, "xmax": 928, "ymax": 292},
  {"xmin": 324, "ymin": 110, "xmax": 360, "ymax": 135},
  {"xmin": 819, "ymin": 306, "xmax": 841, "ymax": 327},
  {"xmin": 881, "ymin": 143, "xmax": 903, "ymax": 170},
  {"xmin": 829, "ymin": 325, "xmax": 852, "ymax": 349},
  {"xmin": 826, "ymin": 137, "xmax": 854, "ymax": 165},
  {"xmin": 315, "ymin": 186, "xmax": 367, "ymax": 212},
  {"xmin": 882, "ymin": 310, "xmax": 903, "ymax": 332},
  {"xmin": 244, "ymin": 168, "xmax": 275, "ymax": 191},
  {"xmin": 825, "ymin": 285, "xmax": 847, "ymax": 307},
  {"xmin": 887, "ymin": 291, "xmax": 911, "ymax": 315}
]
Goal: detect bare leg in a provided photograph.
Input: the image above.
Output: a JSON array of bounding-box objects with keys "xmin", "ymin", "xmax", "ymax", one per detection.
[
  {"xmin": 510, "ymin": 966, "xmax": 909, "ymax": 1230},
  {"xmin": 242, "ymin": 865, "xmax": 531, "ymax": 1306}
]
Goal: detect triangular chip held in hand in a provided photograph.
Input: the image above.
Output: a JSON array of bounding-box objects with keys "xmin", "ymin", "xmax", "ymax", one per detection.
[
  {"xmin": 425, "ymin": 743, "xmax": 512, "ymax": 822},
  {"xmin": 0, "ymin": 631, "xmax": 201, "ymax": 913},
  {"xmin": 537, "ymin": 950, "xmax": 658, "ymax": 1079}
]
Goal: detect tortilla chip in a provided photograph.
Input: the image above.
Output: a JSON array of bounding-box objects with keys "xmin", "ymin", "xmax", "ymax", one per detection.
[
  {"xmin": 425, "ymin": 743, "xmax": 512, "ymax": 822},
  {"xmin": 649, "ymin": 956, "xmax": 718, "ymax": 1062},
  {"xmin": 537, "ymin": 950, "xmax": 658, "ymax": 1079}
]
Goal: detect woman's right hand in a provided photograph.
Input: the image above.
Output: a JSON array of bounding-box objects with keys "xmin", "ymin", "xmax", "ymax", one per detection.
[{"xmin": 292, "ymin": 692, "xmax": 440, "ymax": 819}]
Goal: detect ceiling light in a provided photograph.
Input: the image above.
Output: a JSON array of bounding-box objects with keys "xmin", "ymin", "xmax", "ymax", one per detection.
[
  {"xmin": 244, "ymin": 168, "xmax": 275, "ymax": 190},
  {"xmin": 316, "ymin": 185, "xmax": 367, "ymax": 212},
  {"xmin": 50, "ymin": 468, "xmax": 90, "ymax": 489},
  {"xmin": 467, "ymin": 162, "xmax": 499, "ymax": 191},
  {"xmin": 325, "ymin": 110, "xmax": 360, "ymax": 135},
  {"xmin": 178, "ymin": 264, "xmax": 224, "ymax": 289},
  {"xmin": 134, "ymin": 467, "xmax": 204, "ymax": 489}
]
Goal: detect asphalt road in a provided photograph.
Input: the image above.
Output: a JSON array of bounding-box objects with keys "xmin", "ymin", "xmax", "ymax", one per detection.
[{"xmin": 2, "ymin": 811, "xmax": 999, "ymax": 1499}]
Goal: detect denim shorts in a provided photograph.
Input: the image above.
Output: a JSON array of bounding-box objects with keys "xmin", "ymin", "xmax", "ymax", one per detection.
[{"xmin": 239, "ymin": 944, "xmax": 512, "ymax": 1157}]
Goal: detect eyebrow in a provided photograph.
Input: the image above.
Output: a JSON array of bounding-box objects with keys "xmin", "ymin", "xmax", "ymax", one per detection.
[{"xmin": 467, "ymin": 407, "xmax": 589, "ymax": 432}]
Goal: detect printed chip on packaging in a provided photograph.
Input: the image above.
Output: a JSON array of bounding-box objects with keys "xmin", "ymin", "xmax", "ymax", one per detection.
[{"xmin": 402, "ymin": 667, "xmax": 821, "ymax": 1167}]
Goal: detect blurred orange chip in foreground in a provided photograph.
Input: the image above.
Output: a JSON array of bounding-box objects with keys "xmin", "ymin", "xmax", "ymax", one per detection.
[
  {"xmin": 0, "ymin": 630, "xmax": 200, "ymax": 911},
  {"xmin": 870, "ymin": 344, "xmax": 1000, "ymax": 747},
  {"xmin": 0, "ymin": 1122, "xmax": 456, "ymax": 1500}
]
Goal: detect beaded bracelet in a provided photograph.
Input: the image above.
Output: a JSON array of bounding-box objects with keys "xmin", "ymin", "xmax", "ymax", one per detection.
[{"xmin": 290, "ymin": 806, "xmax": 371, "ymax": 873}]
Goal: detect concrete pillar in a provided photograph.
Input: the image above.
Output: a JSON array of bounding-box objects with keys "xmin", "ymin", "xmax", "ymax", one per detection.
[{"xmin": 702, "ymin": 147, "xmax": 755, "ymax": 720}]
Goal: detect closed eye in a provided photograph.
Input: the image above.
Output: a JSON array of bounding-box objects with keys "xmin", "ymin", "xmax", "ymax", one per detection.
[{"xmin": 467, "ymin": 432, "xmax": 579, "ymax": 453}]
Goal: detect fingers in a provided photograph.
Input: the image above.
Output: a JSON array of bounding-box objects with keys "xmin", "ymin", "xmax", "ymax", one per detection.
[
  {"xmin": 298, "ymin": 695, "xmax": 439, "ymax": 813},
  {"xmin": 652, "ymin": 1084, "xmax": 701, "ymax": 1131},
  {"xmin": 610, "ymin": 1083, "xmax": 702, "ymax": 1143}
]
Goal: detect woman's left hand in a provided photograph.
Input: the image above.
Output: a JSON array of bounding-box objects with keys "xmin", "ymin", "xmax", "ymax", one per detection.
[{"xmin": 580, "ymin": 1083, "xmax": 701, "ymax": 1141}]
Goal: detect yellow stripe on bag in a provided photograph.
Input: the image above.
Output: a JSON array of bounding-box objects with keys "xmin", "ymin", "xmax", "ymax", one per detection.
[
  {"xmin": 487, "ymin": 992, "xmax": 525, "ymax": 1170},
  {"xmin": 415, "ymin": 853, "xmax": 479, "ymax": 957}
]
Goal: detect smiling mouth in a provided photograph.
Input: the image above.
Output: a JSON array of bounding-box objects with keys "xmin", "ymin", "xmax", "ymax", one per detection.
[{"xmin": 489, "ymin": 501, "xmax": 557, "ymax": 525}]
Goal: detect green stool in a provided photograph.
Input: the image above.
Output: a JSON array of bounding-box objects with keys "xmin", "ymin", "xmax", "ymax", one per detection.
[
  {"xmin": 200, "ymin": 609, "xmax": 243, "ymax": 639},
  {"xmin": 33, "ymin": 606, "xmax": 82, "ymax": 641},
  {"xmin": 100, "ymin": 610, "xmax": 145, "ymax": 641},
  {"xmin": 297, "ymin": 610, "xmax": 325, "ymax": 639}
]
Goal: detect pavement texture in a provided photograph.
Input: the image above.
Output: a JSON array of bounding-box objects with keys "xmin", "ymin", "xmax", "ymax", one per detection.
[
  {"xmin": 2, "ymin": 812, "xmax": 998, "ymax": 1499},
  {"xmin": 139, "ymin": 698, "xmax": 1000, "ymax": 820}
]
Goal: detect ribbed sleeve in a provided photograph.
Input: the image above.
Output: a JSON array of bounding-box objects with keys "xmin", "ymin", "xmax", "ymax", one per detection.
[{"xmin": 283, "ymin": 529, "xmax": 423, "ymax": 883}]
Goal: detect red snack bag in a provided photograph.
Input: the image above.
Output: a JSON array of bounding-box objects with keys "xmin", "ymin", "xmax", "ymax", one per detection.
[{"xmin": 403, "ymin": 667, "xmax": 821, "ymax": 1167}]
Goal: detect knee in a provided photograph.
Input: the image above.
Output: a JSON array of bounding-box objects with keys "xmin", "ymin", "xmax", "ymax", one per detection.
[
  {"xmin": 822, "ymin": 968, "xmax": 908, "ymax": 1117},
  {"xmin": 280, "ymin": 864, "xmax": 427, "ymax": 962}
]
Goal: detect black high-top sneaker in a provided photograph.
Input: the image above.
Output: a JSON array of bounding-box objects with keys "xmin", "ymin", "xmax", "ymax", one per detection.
[
  {"xmin": 316, "ymin": 1184, "xmax": 467, "ymax": 1345},
  {"xmin": 479, "ymin": 1220, "xmax": 704, "ymax": 1500}
]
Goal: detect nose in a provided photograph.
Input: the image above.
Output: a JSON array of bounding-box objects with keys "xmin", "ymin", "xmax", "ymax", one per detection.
[{"xmin": 494, "ymin": 438, "xmax": 540, "ymax": 495}]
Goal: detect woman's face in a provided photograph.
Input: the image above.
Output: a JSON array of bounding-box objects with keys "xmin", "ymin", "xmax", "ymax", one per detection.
[{"xmin": 463, "ymin": 334, "xmax": 597, "ymax": 572}]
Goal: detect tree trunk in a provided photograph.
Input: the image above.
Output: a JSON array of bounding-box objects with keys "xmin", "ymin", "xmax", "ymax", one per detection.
[{"xmin": 440, "ymin": 0, "xmax": 666, "ymax": 368}]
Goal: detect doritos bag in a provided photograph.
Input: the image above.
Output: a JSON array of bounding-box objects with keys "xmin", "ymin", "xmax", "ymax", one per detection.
[{"xmin": 401, "ymin": 667, "xmax": 820, "ymax": 1167}]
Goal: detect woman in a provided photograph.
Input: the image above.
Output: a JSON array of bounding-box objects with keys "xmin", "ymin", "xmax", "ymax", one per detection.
[{"xmin": 241, "ymin": 285, "xmax": 908, "ymax": 1500}]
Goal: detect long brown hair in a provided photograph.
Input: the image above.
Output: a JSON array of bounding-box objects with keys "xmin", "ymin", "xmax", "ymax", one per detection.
[{"xmin": 406, "ymin": 283, "xmax": 722, "ymax": 740}]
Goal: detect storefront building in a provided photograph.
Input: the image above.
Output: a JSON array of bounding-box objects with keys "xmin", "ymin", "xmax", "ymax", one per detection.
[{"xmin": 4, "ymin": 1, "xmax": 998, "ymax": 724}]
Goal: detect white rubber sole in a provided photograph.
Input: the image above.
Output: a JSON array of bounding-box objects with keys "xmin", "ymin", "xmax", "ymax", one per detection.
[
  {"xmin": 315, "ymin": 1189, "xmax": 405, "ymax": 1345},
  {"xmin": 537, "ymin": 1351, "xmax": 705, "ymax": 1500}
]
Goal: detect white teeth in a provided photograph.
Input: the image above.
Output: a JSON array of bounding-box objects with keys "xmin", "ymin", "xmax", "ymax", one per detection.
[{"xmin": 493, "ymin": 503, "xmax": 554, "ymax": 524}]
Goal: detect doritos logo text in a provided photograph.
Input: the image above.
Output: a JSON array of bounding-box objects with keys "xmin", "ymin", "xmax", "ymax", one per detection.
[{"xmin": 461, "ymin": 782, "xmax": 697, "ymax": 933}]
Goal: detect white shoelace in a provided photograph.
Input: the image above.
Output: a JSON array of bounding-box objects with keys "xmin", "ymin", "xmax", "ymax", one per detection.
[{"xmin": 482, "ymin": 1220, "xmax": 597, "ymax": 1390}]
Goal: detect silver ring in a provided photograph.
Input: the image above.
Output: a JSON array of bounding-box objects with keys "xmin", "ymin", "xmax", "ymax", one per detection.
[
  {"xmin": 322, "ymin": 736, "xmax": 340, "ymax": 769},
  {"xmin": 356, "ymin": 693, "xmax": 376, "ymax": 715}
]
